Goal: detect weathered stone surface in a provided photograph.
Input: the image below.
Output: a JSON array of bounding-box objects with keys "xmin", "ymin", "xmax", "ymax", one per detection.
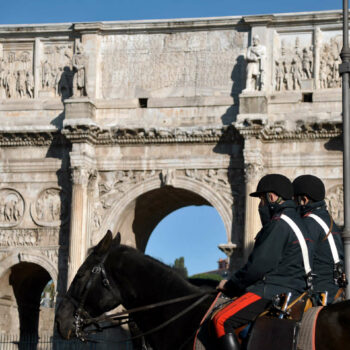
[{"xmin": 0, "ymin": 10, "xmax": 345, "ymax": 338}]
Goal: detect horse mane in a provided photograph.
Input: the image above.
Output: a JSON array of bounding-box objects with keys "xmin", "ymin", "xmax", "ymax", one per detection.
[{"xmin": 109, "ymin": 244, "xmax": 208, "ymax": 295}]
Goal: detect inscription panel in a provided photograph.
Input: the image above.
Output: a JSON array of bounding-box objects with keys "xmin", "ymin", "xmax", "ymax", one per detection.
[{"xmin": 100, "ymin": 30, "xmax": 247, "ymax": 98}]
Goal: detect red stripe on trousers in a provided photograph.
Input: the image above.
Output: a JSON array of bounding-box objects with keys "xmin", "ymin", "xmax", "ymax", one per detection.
[{"xmin": 212, "ymin": 292, "xmax": 261, "ymax": 338}]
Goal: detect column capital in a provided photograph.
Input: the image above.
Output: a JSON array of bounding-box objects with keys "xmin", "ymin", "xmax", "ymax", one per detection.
[
  {"xmin": 71, "ymin": 166, "xmax": 97, "ymax": 187},
  {"xmin": 244, "ymin": 162, "xmax": 264, "ymax": 183}
]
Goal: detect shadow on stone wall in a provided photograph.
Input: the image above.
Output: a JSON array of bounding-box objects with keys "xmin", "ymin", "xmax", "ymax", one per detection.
[
  {"xmin": 212, "ymin": 53, "xmax": 247, "ymax": 269},
  {"xmin": 45, "ymin": 126, "xmax": 72, "ymax": 326}
]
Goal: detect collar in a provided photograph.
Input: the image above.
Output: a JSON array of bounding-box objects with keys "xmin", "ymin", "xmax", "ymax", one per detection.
[{"xmin": 300, "ymin": 200, "xmax": 326, "ymax": 216}]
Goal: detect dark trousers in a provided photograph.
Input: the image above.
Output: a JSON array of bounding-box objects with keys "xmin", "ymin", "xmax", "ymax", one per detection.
[{"xmin": 212, "ymin": 292, "xmax": 271, "ymax": 337}]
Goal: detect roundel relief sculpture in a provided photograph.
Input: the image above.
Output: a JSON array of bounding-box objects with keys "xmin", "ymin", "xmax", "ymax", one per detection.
[
  {"xmin": 0, "ymin": 189, "xmax": 25, "ymax": 227},
  {"xmin": 31, "ymin": 188, "xmax": 68, "ymax": 227}
]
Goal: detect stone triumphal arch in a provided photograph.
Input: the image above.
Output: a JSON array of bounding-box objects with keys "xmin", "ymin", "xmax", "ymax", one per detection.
[{"xmin": 0, "ymin": 10, "xmax": 345, "ymax": 338}]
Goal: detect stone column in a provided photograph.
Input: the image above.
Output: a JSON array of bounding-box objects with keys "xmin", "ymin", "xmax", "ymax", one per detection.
[
  {"xmin": 67, "ymin": 166, "xmax": 90, "ymax": 286},
  {"xmin": 243, "ymin": 163, "xmax": 264, "ymax": 260},
  {"xmin": 242, "ymin": 139, "xmax": 264, "ymax": 261}
]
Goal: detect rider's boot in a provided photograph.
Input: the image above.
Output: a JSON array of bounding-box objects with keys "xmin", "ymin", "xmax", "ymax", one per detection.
[{"xmin": 218, "ymin": 333, "xmax": 240, "ymax": 350}]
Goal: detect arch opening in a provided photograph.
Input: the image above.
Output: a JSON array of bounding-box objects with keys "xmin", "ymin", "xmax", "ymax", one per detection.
[
  {"xmin": 145, "ymin": 205, "xmax": 228, "ymax": 277},
  {"xmin": 116, "ymin": 185, "xmax": 228, "ymax": 278},
  {"xmin": 131, "ymin": 186, "xmax": 210, "ymax": 251},
  {"xmin": 8, "ymin": 262, "xmax": 51, "ymax": 344}
]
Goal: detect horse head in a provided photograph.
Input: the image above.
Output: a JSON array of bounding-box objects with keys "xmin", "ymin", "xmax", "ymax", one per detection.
[{"xmin": 55, "ymin": 230, "xmax": 122, "ymax": 340}]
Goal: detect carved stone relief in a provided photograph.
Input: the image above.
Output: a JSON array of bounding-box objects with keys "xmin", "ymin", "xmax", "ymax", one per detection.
[
  {"xmin": 244, "ymin": 162, "xmax": 264, "ymax": 182},
  {"xmin": 244, "ymin": 35, "xmax": 266, "ymax": 92},
  {"xmin": 42, "ymin": 248, "xmax": 59, "ymax": 267},
  {"xmin": 94, "ymin": 168, "xmax": 234, "ymax": 233},
  {"xmin": 184, "ymin": 168, "xmax": 234, "ymax": 205},
  {"xmin": 98, "ymin": 170, "xmax": 157, "ymax": 208},
  {"xmin": 326, "ymin": 184, "xmax": 344, "ymax": 226},
  {"xmin": 319, "ymin": 34, "xmax": 342, "ymax": 89},
  {"xmin": 40, "ymin": 42, "xmax": 74, "ymax": 99},
  {"xmin": 0, "ymin": 228, "xmax": 60, "ymax": 247},
  {"xmin": 72, "ymin": 41, "xmax": 87, "ymax": 98},
  {"xmin": 274, "ymin": 35, "xmax": 314, "ymax": 91},
  {"xmin": 0, "ymin": 43, "xmax": 34, "ymax": 99},
  {"xmin": 0, "ymin": 189, "xmax": 25, "ymax": 228},
  {"xmin": 30, "ymin": 188, "xmax": 68, "ymax": 227}
]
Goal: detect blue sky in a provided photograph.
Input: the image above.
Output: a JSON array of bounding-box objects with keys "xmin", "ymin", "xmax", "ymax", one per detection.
[
  {"xmin": 0, "ymin": 0, "xmax": 341, "ymax": 25},
  {"xmin": 1, "ymin": 0, "xmax": 343, "ymax": 275}
]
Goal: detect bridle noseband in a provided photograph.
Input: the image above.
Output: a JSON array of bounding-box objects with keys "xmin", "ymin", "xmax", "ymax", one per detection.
[{"xmin": 68, "ymin": 254, "xmax": 118, "ymax": 341}]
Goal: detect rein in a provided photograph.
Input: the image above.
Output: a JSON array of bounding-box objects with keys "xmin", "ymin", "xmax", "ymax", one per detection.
[{"xmin": 70, "ymin": 256, "xmax": 217, "ymax": 343}]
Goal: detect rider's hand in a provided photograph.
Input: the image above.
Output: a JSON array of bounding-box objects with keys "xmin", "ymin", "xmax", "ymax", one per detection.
[{"xmin": 216, "ymin": 279, "xmax": 228, "ymax": 292}]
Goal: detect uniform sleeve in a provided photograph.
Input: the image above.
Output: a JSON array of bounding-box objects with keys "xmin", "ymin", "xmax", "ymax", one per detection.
[{"xmin": 228, "ymin": 221, "xmax": 289, "ymax": 291}]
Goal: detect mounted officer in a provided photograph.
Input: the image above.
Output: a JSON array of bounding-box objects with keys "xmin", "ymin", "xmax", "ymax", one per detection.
[
  {"xmin": 213, "ymin": 174, "xmax": 313, "ymax": 350},
  {"xmin": 293, "ymin": 174, "xmax": 346, "ymax": 303}
]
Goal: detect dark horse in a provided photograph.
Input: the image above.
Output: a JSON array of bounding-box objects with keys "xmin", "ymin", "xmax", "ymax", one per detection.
[{"xmin": 56, "ymin": 231, "xmax": 350, "ymax": 349}]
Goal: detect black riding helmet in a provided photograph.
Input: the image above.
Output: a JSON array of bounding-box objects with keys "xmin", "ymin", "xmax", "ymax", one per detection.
[
  {"xmin": 292, "ymin": 175, "xmax": 325, "ymax": 202},
  {"xmin": 250, "ymin": 174, "xmax": 293, "ymax": 200}
]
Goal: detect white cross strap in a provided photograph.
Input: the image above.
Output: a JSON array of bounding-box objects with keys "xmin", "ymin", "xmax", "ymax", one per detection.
[
  {"xmin": 308, "ymin": 213, "xmax": 340, "ymax": 264},
  {"xmin": 280, "ymin": 214, "xmax": 312, "ymax": 275}
]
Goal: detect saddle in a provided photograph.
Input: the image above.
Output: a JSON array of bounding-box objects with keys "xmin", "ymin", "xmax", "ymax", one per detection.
[{"xmin": 194, "ymin": 292, "xmax": 323, "ymax": 350}]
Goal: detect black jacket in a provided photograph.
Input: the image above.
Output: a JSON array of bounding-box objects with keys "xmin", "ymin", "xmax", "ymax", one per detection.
[
  {"xmin": 300, "ymin": 200, "xmax": 344, "ymax": 301},
  {"xmin": 227, "ymin": 200, "xmax": 313, "ymax": 299}
]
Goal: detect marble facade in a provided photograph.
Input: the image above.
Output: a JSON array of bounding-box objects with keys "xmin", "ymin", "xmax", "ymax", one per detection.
[{"xmin": 0, "ymin": 10, "xmax": 345, "ymax": 336}]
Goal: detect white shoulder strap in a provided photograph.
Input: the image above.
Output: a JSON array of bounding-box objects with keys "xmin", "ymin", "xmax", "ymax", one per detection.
[
  {"xmin": 280, "ymin": 214, "xmax": 312, "ymax": 275},
  {"xmin": 308, "ymin": 213, "xmax": 340, "ymax": 264}
]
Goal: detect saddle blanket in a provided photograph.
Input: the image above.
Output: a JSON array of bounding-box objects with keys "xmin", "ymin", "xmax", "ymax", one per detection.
[
  {"xmin": 296, "ymin": 306, "xmax": 323, "ymax": 350},
  {"xmin": 193, "ymin": 292, "xmax": 230, "ymax": 350}
]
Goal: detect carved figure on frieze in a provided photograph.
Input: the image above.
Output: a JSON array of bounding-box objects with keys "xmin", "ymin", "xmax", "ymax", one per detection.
[
  {"xmin": 42, "ymin": 60, "xmax": 53, "ymax": 89},
  {"xmin": 6, "ymin": 70, "xmax": 16, "ymax": 98},
  {"xmin": 301, "ymin": 47, "xmax": 313, "ymax": 79},
  {"xmin": 290, "ymin": 57, "xmax": 302, "ymax": 90},
  {"xmin": 43, "ymin": 249, "xmax": 59, "ymax": 267},
  {"xmin": 184, "ymin": 168, "xmax": 233, "ymax": 205},
  {"xmin": 98, "ymin": 170, "xmax": 158, "ymax": 209},
  {"xmin": 25, "ymin": 71, "xmax": 34, "ymax": 98},
  {"xmin": 31, "ymin": 188, "xmax": 69, "ymax": 227},
  {"xmin": 244, "ymin": 35, "xmax": 266, "ymax": 92},
  {"xmin": 319, "ymin": 36, "xmax": 342, "ymax": 89},
  {"xmin": 16, "ymin": 70, "xmax": 26, "ymax": 98},
  {"xmin": 161, "ymin": 169, "xmax": 176, "ymax": 187},
  {"xmin": 275, "ymin": 60, "xmax": 284, "ymax": 91},
  {"xmin": 0, "ymin": 229, "xmax": 39, "ymax": 246},
  {"xmin": 325, "ymin": 185, "xmax": 344, "ymax": 226},
  {"xmin": 72, "ymin": 41, "xmax": 87, "ymax": 98},
  {"xmin": 274, "ymin": 37, "xmax": 314, "ymax": 91},
  {"xmin": 0, "ymin": 189, "xmax": 25, "ymax": 228}
]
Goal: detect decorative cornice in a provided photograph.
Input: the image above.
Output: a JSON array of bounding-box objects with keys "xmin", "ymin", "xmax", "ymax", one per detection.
[
  {"xmin": 62, "ymin": 124, "xmax": 242, "ymax": 145},
  {"xmin": 0, "ymin": 131, "xmax": 67, "ymax": 147},
  {"xmin": 236, "ymin": 119, "xmax": 342, "ymax": 142},
  {"xmin": 0, "ymin": 119, "xmax": 341, "ymax": 147}
]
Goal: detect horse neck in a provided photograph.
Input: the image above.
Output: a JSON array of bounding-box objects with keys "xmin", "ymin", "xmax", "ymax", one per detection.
[{"xmin": 110, "ymin": 246, "xmax": 201, "ymax": 307}]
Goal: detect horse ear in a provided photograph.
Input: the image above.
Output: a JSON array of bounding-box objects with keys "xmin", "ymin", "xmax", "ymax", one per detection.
[
  {"xmin": 94, "ymin": 230, "xmax": 113, "ymax": 256},
  {"xmin": 112, "ymin": 232, "xmax": 121, "ymax": 247}
]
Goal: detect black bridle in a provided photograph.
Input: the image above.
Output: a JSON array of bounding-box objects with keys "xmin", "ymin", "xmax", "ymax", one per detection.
[
  {"xmin": 67, "ymin": 255, "xmax": 216, "ymax": 343},
  {"xmin": 67, "ymin": 254, "xmax": 120, "ymax": 341}
]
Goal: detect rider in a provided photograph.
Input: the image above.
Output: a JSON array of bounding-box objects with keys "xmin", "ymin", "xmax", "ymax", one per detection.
[
  {"xmin": 213, "ymin": 174, "xmax": 313, "ymax": 350},
  {"xmin": 293, "ymin": 174, "xmax": 346, "ymax": 303}
]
